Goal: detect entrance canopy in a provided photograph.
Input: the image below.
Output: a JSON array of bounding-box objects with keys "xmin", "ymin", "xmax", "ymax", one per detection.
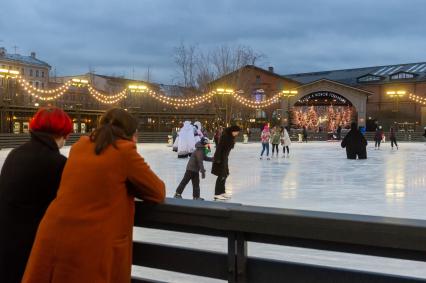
[{"xmin": 283, "ymin": 79, "xmax": 372, "ymax": 127}]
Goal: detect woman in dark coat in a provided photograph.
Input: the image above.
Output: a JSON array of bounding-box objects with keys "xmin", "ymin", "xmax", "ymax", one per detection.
[
  {"xmin": 341, "ymin": 122, "xmax": 368, "ymax": 159},
  {"xmin": 212, "ymin": 125, "xmax": 240, "ymax": 200},
  {"xmin": 0, "ymin": 107, "xmax": 72, "ymax": 283}
]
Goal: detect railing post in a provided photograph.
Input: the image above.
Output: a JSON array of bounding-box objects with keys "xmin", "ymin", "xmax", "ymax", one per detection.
[
  {"xmin": 236, "ymin": 232, "xmax": 247, "ymax": 283},
  {"xmin": 228, "ymin": 232, "xmax": 236, "ymax": 283}
]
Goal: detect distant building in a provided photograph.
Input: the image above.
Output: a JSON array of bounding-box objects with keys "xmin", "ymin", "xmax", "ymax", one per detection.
[{"xmin": 0, "ymin": 47, "xmax": 50, "ymax": 89}]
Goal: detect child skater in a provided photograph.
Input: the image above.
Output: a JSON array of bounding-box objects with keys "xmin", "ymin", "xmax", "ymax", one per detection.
[{"xmin": 174, "ymin": 137, "xmax": 212, "ymax": 200}]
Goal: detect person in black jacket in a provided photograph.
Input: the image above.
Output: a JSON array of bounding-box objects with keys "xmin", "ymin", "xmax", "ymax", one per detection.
[
  {"xmin": 0, "ymin": 107, "xmax": 72, "ymax": 283},
  {"xmin": 341, "ymin": 122, "xmax": 368, "ymax": 159},
  {"xmin": 211, "ymin": 125, "xmax": 240, "ymax": 200}
]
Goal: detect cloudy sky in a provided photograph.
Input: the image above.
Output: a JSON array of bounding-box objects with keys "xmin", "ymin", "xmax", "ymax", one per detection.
[{"xmin": 1, "ymin": 0, "xmax": 425, "ymax": 83}]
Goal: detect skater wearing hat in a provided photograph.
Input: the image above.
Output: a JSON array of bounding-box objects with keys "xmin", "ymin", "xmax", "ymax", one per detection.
[{"xmin": 174, "ymin": 137, "xmax": 212, "ymax": 200}]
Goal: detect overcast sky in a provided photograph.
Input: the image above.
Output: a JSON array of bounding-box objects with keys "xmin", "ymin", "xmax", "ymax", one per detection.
[{"xmin": 1, "ymin": 0, "xmax": 425, "ymax": 83}]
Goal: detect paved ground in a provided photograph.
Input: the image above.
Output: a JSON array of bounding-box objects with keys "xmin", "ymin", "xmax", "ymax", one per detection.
[{"xmin": 2, "ymin": 141, "xmax": 426, "ymax": 282}]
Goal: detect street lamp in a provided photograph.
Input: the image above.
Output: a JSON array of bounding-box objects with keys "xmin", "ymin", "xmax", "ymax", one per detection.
[
  {"xmin": 128, "ymin": 84, "xmax": 148, "ymax": 93},
  {"xmin": 281, "ymin": 89, "xmax": 298, "ymax": 126},
  {"xmin": 386, "ymin": 90, "xmax": 406, "ymax": 112},
  {"xmin": 215, "ymin": 88, "xmax": 234, "ymax": 126}
]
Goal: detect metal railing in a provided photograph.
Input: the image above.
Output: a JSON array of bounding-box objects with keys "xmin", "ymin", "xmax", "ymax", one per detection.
[{"xmin": 132, "ymin": 199, "xmax": 426, "ymax": 283}]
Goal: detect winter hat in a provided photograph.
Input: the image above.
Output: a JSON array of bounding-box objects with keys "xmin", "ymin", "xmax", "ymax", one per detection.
[
  {"xmin": 200, "ymin": 137, "xmax": 210, "ymax": 145},
  {"xmin": 263, "ymin": 124, "xmax": 270, "ymax": 131},
  {"xmin": 228, "ymin": 125, "xmax": 241, "ymax": 132}
]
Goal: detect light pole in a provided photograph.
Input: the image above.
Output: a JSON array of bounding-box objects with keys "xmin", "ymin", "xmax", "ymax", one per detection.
[
  {"xmin": 215, "ymin": 88, "xmax": 234, "ymax": 126},
  {"xmin": 281, "ymin": 90, "xmax": 298, "ymax": 127},
  {"xmin": 0, "ymin": 69, "xmax": 19, "ymax": 133}
]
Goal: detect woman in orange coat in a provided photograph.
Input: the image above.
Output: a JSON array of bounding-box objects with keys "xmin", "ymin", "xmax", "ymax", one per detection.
[{"xmin": 22, "ymin": 108, "xmax": 166, "ymax": 283}]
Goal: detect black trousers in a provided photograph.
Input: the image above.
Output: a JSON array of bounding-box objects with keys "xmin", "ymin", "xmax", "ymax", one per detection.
[
  {"xmin": 346, "ymin": 149, "xmax": 367, "ymax": 160},
  {"xmin": 272, "ymin": 144, "xmax": 279, "ymax": 154},
  {"xmin": 375, "ymin": 140, "xmax": 381, "ymax": 147},
  {"xmin": 283, "ymin": 146, "xmax": 289, "ymax": 154},
  {"xmin": 215, "ymin": 175, "xmax": 227, "ymax": 195},
  {"xmin": 176, "ymin": 170, "xmax": 200, "ymax": 198},
  {"xmin": 391, "ymin": 137, "xmax": 398, "ymax": 147}
]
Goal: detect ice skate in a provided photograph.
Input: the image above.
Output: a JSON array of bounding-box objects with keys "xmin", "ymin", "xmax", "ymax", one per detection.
[
  {"xmin": 214, "ymin": 194, "xmax": 227, "ymax": 201},
  {"xmin": 174, "ymin": 193, "xmax": 182, "ymax": 199},
  {"xmin": 193, "ymin": 197, "xmax": 204, "ymax": 201}
]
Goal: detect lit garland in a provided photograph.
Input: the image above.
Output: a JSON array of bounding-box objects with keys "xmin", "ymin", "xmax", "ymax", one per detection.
[
  {"xmin": 14, "ymin": 75, "xmax": 291, "ymax": 108},
  {"xmin": 408, "ymin": 93, "xmax": 426, "ymax": 105},
  {"xmin": 87, "ymin": 85, "xmax": 127, "ymax": 104},
  {"xmin": 231, "ymin": 91, "xmax": 282, "ymax": 109},
  {"xmin": 17, "ymin": 75, "xmax": 72, "ymax": 101}
]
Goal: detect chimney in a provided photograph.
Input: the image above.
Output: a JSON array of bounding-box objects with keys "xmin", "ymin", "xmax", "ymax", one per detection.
[
  {"xmin": 268, "ymin": 66, "xmax": 274, "ymax": 73},
  {"xmin": 30, "ymin": 52, "xmax": 36, "ymax": 58},
  {"xmin": 0, "ymin": 47, "xmax": 6, "ymax": 57}
]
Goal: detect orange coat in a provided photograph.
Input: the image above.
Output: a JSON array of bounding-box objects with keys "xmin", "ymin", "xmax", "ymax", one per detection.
[{"xmin": 22, "ymin": 137, "xmax": 165, "ymax": 283}]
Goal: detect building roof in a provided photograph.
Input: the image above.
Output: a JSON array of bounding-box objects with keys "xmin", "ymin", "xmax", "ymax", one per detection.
[
  {"xmin": 0, "ymin": 52, "xmax": 51, "ymax": 68},
  {"xmin": 283, "ymin": 62, "xmax": 426, "ymax": 85}
]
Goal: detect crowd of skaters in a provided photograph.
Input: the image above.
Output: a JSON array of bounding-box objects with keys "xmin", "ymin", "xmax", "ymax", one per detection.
[{"xmin": 1, "ymin": 106, "xmax": 426, "ymax": 282}]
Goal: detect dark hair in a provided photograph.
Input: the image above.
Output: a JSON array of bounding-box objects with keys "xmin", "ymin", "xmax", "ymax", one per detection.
[
  {"xmin": 90, "ymin": 108, "xmax": 138, "ymax": 155},
  {"xmin": 30, "ymin": 107, "xmax": 73, "ymax": 137}
]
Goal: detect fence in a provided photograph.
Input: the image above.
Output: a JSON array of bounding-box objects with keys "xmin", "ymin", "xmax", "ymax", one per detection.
[{"xmin": 132, "ymin": 199, "xmax": 426, "ymax": 283}]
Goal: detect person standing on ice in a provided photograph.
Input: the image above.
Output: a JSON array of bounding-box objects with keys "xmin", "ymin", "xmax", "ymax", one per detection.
[
  {"xmin": 174, "ymin": 137, "xmax": 213, "ymax": 200},
  {"xmin": 280, "ymin": 126, "xmax": 291, "ymax": 157},
  {"xmin": 260, "ymin": 124, "xmax": 271, "ymax": 160},
  {"xmin": 212, "ymin": 125, "xmax": 240, "ymax": 200},
  {"xmin": 270, "ymin": 126, "xmax": 281, "ymax": 157},
  {"xmin": 389, "ymin": 126, "xmax": 398, "ymax": 150},
  {"xmin": 374, "ymin": 126, "xmax": 384, "ymax": 150},
  {"xmin": 177, "ymin": 121, "xmax": 196, "ymax": 158},
  {"xmin": 302, "ymin": 126, "xmax": 308, "ymax": 142},
  {"xmin": 341, "ymin": 122, "xmax": 367, "ymax": 159}
]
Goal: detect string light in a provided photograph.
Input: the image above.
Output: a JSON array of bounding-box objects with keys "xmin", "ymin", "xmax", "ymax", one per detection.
[
  {"xmin": 15, "ymin": 76, "xmax": 291, "ymax": 108},
  {"xmin": 408, "ymin": 93, "xmax": 426, "ymax": 105}
]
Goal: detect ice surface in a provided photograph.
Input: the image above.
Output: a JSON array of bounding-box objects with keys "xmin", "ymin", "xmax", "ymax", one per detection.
[{"xmin": 2, "ymin": 141, "xmax": 426, "ymax": 282}]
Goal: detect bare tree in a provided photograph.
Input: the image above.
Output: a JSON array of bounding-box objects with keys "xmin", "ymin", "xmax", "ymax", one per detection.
[{"xmin": 174, "ymin": 42, "xmax": 197, "ymax": 87}]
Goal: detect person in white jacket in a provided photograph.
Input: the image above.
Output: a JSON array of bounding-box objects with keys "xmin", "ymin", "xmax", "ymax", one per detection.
[
  {"xmin": 280, "ymin": 126, "xmax": 291, "ymax": 157},
  {"xmin": 177, "ymin": 121, "xmax": 196, "ymax": 158}
]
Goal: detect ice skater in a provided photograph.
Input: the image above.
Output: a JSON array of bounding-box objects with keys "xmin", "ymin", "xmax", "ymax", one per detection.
[
  {"xmin": 177, "ymin": 121, "xmax": 196, "ymax": 158},
  {"xmin": 270, "ymin": 126, "xmax": 281, "ymax": 157},
  {"xmin": 174, "ymin": 137, "xmax": 212, "ymax": 200},
  {"xmin": 341, "ymin": 122, "xmax": 367, "ymax": 159},
  {"xmin": 389, "ymin": 126, "xmax": 398, "ymax": 150},
  {"xmin": 374, "ymin": 126, "xmax": 384, "ymax": 149},
  {"xmin": 280, "ymin": 126, "xmax": 291, "ymax": 157},
  {"xmin": 212, "ymin": 125, "xmax": 240, "ymax": 200},
  {"xmin": 260, "ymin": 124, "xmax": 271, "ymax": 160},
  {"xmin": 302, "ymin": 126, "xmax": 308, "ymax": 143}
]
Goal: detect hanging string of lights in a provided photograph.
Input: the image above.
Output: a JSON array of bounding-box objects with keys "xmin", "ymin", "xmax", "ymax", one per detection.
[
  {"xmin": 87, "ymin": 84, "xmax": 128, "ymax": 104},
  {"xmin": 14, "ymin": 76, "xmax": 298, "ymax": 108},
  {"xmin": 408, "ymin": 93, "xmax": 426, "ymax": 105},
  {"xmin": 16, "ymin": 76, "xmax": 73, "ymax": 101}
]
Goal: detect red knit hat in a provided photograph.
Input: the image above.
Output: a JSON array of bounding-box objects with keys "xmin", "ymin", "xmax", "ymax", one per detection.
[{"xmin": 29, "ymin": 107, "xmax": 73, "ymax": 137}]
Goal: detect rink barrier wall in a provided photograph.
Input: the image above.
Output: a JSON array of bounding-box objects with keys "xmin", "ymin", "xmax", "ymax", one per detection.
[
  {"xmin": 132, "ymin": 198, "xmax": 426, "ymax": 283},
  {"xmin": 0, "ymin": 132, "xmax": 170, "ymax": 149},
  {"xmin": 0, "ymin": 131, "xmax": 424, "ymax": 149}
]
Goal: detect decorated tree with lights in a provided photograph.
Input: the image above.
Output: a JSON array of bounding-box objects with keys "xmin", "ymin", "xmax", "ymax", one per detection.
[{"xmin": 306, "ymin": 106, "xmax": 318, "ymax": 130}]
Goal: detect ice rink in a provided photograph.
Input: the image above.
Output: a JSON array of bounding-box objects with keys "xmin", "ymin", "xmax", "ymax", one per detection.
[{"xmin": 1, "ymin": 141, "xmax": 426, "ymax": 282}]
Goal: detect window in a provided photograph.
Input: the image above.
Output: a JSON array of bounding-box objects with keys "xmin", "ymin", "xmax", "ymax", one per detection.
[
  {"xmin": 30, "ymin": 69, "xmax": 33, "ymax": 76},
  {"xmin": 390, "ymin": 72, "xmax": 415, "ymax": 80},
  {"xmin": 36, "ymin": 70, "xmax": 39, "ymax": 77},
  {"xmin": 357, "ymin": 75, "xmax": 382, "ymax": 82},
  {"xmin": 35, "ymin": 81, "xmax": 39, "ymax": 88},
  {"xmin": 41, "ymin": 82, "xmax": 44, "ymax": 88},
  {"xmin": 255, "ymin": 75, "xmax": 261, "ymax": 84},
  {"xmin": 41, "ymin": 71, "xmax": 44, "ymax": 78}
]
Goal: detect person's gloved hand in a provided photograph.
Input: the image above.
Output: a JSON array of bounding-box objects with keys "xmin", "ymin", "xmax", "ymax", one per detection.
[{"xmin": 201, "ymin": 172, "xmax": 206, "ymax": 179}]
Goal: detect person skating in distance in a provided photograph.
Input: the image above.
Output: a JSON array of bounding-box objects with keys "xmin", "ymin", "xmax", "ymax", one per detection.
[{"xmin": 341, "ymin": 122, "xmax": 368, "ymax": 159}]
